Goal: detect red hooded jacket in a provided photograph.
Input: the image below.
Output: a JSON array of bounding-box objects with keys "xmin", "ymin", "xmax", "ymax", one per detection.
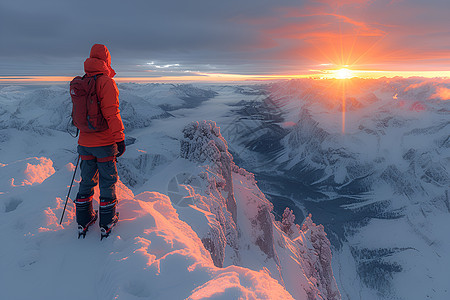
[{"xmin": 78, "ymin": 44, "xmax": 125, "ymax": 147}]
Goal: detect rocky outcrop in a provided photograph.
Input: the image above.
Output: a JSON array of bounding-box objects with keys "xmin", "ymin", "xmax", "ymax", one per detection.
[
  {"xmin": 180, "ymin": 121, "xmax": 239, "ymax": 268},
  {"xmin": 301, "ymin": 214, "xmax": 341, "ymax": 300},
  {"xmin": 181, "ymin": 120, "xmax": 237, "ymax": 222}
]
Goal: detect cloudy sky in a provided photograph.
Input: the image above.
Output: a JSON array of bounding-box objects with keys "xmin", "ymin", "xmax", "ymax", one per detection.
[{"xmin": 1, "ymin": 0, "xmax": 450, "ymax": 79}]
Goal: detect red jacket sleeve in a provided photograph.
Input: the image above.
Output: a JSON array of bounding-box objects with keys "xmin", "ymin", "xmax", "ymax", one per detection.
[{"xmin": 98, "ymin": 77, "xmax": 125, "ymax": 142}]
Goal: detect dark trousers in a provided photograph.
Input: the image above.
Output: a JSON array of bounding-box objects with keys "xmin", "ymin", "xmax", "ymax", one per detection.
[{"xmin": 75, "ymin": 144, "xmax": 118, "ymax": 227}]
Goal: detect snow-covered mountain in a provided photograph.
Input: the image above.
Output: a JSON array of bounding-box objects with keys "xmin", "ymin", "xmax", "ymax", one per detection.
[
  {"xmin": 0, "ymin": 83, "xmax": 340, "ymax": 299},
  {"xmin": 217, "ymin": 78, "xmax": 450, "ymax": 300},
  {"xmin": 1, "ymin": 77, "xmax": 448, "ymax": 299}
]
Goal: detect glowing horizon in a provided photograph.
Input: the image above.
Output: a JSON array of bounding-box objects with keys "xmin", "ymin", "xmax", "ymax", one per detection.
[{"xmin": 2, "ymin": 69, "xmax": 450, "ymax": 84}]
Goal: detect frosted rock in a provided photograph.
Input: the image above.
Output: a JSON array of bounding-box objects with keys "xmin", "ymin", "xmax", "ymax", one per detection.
[{"xmin": 179, "ymin": 120, "xmax": 340, "ymax": 299}]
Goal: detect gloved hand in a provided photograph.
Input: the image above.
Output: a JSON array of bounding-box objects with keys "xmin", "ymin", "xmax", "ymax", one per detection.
[{"xmin": 116, "ymin": 140, "xmax": 126, "ymax": 157}]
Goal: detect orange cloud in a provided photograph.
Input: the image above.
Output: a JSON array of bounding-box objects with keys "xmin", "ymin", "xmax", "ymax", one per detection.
[
  {"xmin": 404, "ymin": 81, "xmax": 432, "ymax": 91},
  {"xmin": 237, "ymin": 6, "xmax": 394, "ymax": 71},
  {"xmin": 431, "ymin": 87, "xmax": 450, "ymax": 100},
  {"xmin": 232, "ymin": 0, "xmax": 450, "ymax": 75},
  {"xmin": 283, "ymin": 12, "xmax": 387, "ymax": 37},
  {"xmin": 313, "ymin": 0, "xmax": 370, "ymax": 6},
  {"xmin": 260, "ymin": 15, "xmax": 388, "ymax": 68}
]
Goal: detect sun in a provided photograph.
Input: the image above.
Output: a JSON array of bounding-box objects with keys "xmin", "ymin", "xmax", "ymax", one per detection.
[{"xmin": 334, "ymin": 68, "xmax": 354, "ymax": 79}]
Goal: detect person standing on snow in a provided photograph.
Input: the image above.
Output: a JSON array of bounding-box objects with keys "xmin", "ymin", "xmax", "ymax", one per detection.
[{"xmin": 74, "ymin": 44, "xmax": 125, "ymax": 239}]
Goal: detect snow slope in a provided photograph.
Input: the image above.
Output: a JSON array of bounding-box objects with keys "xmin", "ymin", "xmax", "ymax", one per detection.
[{"xmin": 0, "ymin": 159, "xmax": 295, "ymax": 300}]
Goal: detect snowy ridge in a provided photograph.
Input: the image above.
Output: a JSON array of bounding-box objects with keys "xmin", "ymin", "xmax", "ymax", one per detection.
[
  {"xmin": 0, "ymin": 85, "xmax": 70, "ymax": 134},
  {"xmin": 0, "ymin": 83, "xmax": 217, "ymax": 135},
  {"xmin": 0, "ymin": 158, "xmax": 294, "ymax": 300},
  {"xmin": 181, "ymin": 120, "xmax": 238, "ymax": 223},
  {"xmin": 177, "ymin": 120, "xmax": 340, "ymax": 300}
]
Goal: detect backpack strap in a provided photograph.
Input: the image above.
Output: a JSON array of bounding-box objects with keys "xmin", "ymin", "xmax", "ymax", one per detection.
[
  {"xmin": 88, "ymin": 73, "xmax": 103, "ymax": 80},
  {"xmin": 93, "ymin": 73, "xmax": 103, "ymax": 80},
  {"xmin": 81, "ymin": 73, "xmax": 103, "ymax": 80}
]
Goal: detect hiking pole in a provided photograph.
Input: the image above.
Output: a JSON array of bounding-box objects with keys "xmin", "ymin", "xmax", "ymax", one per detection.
[{"xmin": 59, "ymin": 155, "xmax": 80, "ymax": 225}]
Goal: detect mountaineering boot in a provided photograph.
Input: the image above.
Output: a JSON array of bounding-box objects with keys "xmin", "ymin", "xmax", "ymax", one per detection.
[
  {"xmin": 100, "ymin": 212, "xmax": 119, "ymax": 240},
  {"xmin": 77, "ymin": 210, "xmax": 98, "ymax": 239},
  {"xmin": 74, "ymin": 194, "xmax": 97, "ymax": 238},
  {"xmin": 99, "ymin": 197, "xmax": 118, "ymax": 240}
]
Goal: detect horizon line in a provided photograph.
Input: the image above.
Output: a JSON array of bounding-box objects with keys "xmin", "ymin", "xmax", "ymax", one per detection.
[{"xmin": 1, "ymin": 70, "xmax": 450, "ymax": 84}]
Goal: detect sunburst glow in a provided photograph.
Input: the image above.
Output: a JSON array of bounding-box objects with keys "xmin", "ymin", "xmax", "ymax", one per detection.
[{"xmin": 334, "ymin": 68, "xmax": 354, "ymax": 79}]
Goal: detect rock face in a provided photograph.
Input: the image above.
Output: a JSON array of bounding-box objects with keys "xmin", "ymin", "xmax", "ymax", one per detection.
[
  {"xmin": 179, "ymin": 120, "xmax": 341, "ymax": 300},
  {"xmin": 301, "ymin": 215, "xmax": 341, "ymax": 300},
  {"xmin": 181, "ymin": 120, "xmax": 237, "ymax": 222},
  {"xmin": 180, "ymin": 120, "xmax": 239, "ymax": 268}
]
